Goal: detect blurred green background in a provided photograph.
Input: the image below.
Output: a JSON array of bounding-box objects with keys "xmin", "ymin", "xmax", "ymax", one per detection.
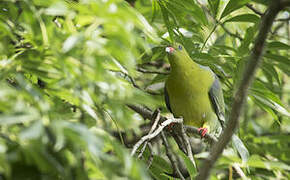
[{"xmin": 0, "ymin": 0, "xmax": 289, "ymax": 179}]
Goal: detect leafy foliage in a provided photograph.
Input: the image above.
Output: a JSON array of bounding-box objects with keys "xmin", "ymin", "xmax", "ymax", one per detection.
[{"xmin": 0, "ymin": 0, "xmax": 289, "ymax": 179}]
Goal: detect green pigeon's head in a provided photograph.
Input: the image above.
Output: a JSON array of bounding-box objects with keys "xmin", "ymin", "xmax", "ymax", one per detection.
[{"xmin": 165, "ymin": 43, "xmax": 191, "ymax": 67}]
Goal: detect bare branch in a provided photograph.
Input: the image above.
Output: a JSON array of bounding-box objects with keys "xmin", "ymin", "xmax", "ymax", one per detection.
[
  {"xmin": 109, "ymin": 69, "xmax": 161, "ymax": 95},
  {"xmin": 149, "ymin": 109, "xmax": 162, "ymax": 133},
  {"xmin": 196, "ymin": 1, "xmax": 286, "ymax": 179},
  {"xmin": 161, "ymin": 131, "xmax": 185, "ymax": 180},
  {"xmin": 127, "ymin": 104, "xmax": 216, "ymax": 143},
  {"xmin": 138, "ymin": 109, "xmax": 161, "ymax": 158},
  {"xmin": 130, "ymin": 117, "xmax": 183, "ymax": 156},
  {"xmin": 137, "ymin": 67, "xmax": 169, "ymax": 75},
  {"xmin": 180, "ymin": 124, "xmax": 196, "ymax": 168},
  {"xmin": 171, "ymin": 130, "xmax": 187, "ymax": 153},
  {"xmin": 138, "ymin": 61, "xmax": 167, "ymax": 69}
]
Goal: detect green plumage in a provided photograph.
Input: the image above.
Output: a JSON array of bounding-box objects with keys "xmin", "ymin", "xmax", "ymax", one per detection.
[
  {"xmin": 165, "ymin": 44, "xmax": 224, "ymax": 136},
  {"xmin": 164, "ymin": 43, "xmax": 249, "ymax": 162}
]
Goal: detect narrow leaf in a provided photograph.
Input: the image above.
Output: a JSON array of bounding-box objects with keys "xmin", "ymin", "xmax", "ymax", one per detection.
[
  {"xmin": 209, "ymin": 0, "xmax": 220, "ymax": 18},
  {"xmin": 177, "ymin": 149, "xmax": 197, "ymax": 178},
  {"xmin": 221, "ymin": 0, "xmax": 251, "ymax": 19},
  {"xmin": 267, "ymin": 41, "xmax": 290, "ymax": 50},
  {"xmin": 232, "ymin": 135, "xmax": 250, "ymax": 163},
  {"xmin": 225, "ymin": 14, "xmax": 259, "ymax": 23}
]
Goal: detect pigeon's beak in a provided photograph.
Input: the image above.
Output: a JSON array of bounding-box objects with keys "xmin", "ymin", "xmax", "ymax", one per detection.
[{"xmin": 165, "ymin": 47, "xmax": 175, "ymax": 54}]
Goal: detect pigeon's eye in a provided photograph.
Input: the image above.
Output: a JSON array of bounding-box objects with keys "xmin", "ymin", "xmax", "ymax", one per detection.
[{"xmin": 178, "ymin": 45, "xmax": 182, "ymax": 50}]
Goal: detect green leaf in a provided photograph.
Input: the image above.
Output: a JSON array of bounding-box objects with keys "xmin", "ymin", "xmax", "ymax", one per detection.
[
  {"xmin": 177, "ymin": 149, "xmax": 197, "ymax": 178},
  {"xmin": 62, "ymin": 35, "xmax": 81, "ymax": 53},
  {"xmin": 225, "ymin": 14, "xmax": 260, "ymax": 23},
  {"xmin": 187, "ymin": 0, "xmax": 208, "ymax": 25},
  {"xmin": 82, "ymin": 104, "xmax": 99, "ymax": 121},
  {"xmin": 237, "ymin": 25, "xmax": 256, "ymax": 55},
  {"xmin": 150, "ymin": 74, "xmax": 168, "ymax": 84},
  {"xmin": 209, "ymin": 0, "xmax": 220, "ymax": 18},
  {"xmin": 149, "ymin": 155, "xmax": 172, "ymax": 180},
  {"xmin": 221, "ymin": 0, "xmax": 251, "ymax": 19},
  {"xmin": 164, "ymin": 0, "xmax": 208, "ymax": 26},
  {"xmin": 158, "ymin": 1, "xmax": 174, "ymax": 41},
  {"xmin": 45, "ymin": 2, "xmax": 68, "ymax": 16},
  {"xmin": 252, "ymin": 0, "xmax": 270, "ymax": 5},
  {"xmin": 264, "ymin": 53, "xmax": 290, "ymax": 75},
  {"xmin": 267, "ymin": 41, "xmax": 290, "ymax": 50},
  {"xmin": 247, "ymin": 155, "xmax": 290, "ymax": 171},
  {"xmin": 151, "ymin": 0, "xmax": 160, "ymax": 22},
  {"xmin": 252, "ymin": 94, "xmax": 290, "ymax": 117},
  {"xmin": 261, "ymin": 62, "xmax": 280, "ymax": 85},
  {"xmin": 20, "ymin": 121, "xmax": 43, "ymax": 140},
  {"xmin": 0, "ymin": 113, "xmax": 37, "ymax": 125},
  {"xmin": 250, "ymin": 81, "xmax": 290, "ymax": 117},
  {"xmin": 232, "ymin": 135, "xmax": 250, "ymax": 163}
]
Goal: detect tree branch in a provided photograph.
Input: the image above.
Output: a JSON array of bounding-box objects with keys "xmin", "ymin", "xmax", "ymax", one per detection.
[
  {"xmin": 109, "ymin": 69, "xmax": 161, "ymax": 95},
  {"xmin": 161, "ymin": 131, "xmax": 185, "ymax": 180},
  {"xmin": 126, "ymin": 104, "xmax": 154, "ymax": 120},
  {"xmin": 138, "ymin": 109, "xmax": 161, "ymax": 158},
  {"xmin": 180, "ymin": 124, "xmax": 196, "ymax": 168},
  {"xmin": 137, "ymin": 67, "xmax": 169, "ymax": 75},
  {"xmin": 127, "ymin": 104, "xmax": 218, "ymax": 143},
  {"xmin": 196, "ymin": 1, "xmax": 286, "ymax": 179},
  {"xmin": 130, "ymin": 117, "xmax": 183, "ymax": 156}
]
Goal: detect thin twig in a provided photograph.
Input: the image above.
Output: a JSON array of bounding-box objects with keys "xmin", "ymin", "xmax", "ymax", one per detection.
[
  {"xmin": 127, "ymin": 104, "xmax": 216, "ymax": 142},
  {"xmin": 196, "ymin": 1, "xmax": 286, "ymax": 179},
  {"xmin": 137, "ymin": 67, "xmax": 169, "ymax": 75},
  {"xmin": 139, "ymin": 61, "xmax": 166, "ymax": 69},
  {"xmin": 126, "ymin": 104, "xmax": 154, "ymax": 120},
  {"xmin": 161, "ymin": 131, "xmax": 185, "ymax": 180},
  {"xmin": 171, "ymin": 131, "xmax": 187, "ymax": 153},
  {"xmin": 150, "ymin": 109, "xmax": 162, "ymax": 133},
  {"xmin": 131, "ymin": 117, "xmax": 183, "ymax": 156},
  {"xmin": 180, "ymin": 124, "xmax": 196, "ymax": 168},
  {"xmin": 109, "ymin": 69, "xmax": 161, "ymax": 95},
  {"xmin": 138, "ymin": 109, "xmax": 161, "ymax": 158}
]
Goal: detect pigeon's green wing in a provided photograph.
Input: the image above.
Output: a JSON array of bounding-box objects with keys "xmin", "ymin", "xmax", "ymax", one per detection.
[
  {"xmin": 164, "ymin": 86, "xmax": 172, "ymax": 113},
  {"xmin": 208, "ymin": 74, "xmax": 226, "ymax": 128},
  {"xmin": 208, "ymin": 71, "xmax": 249, "ymax": 163}
]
